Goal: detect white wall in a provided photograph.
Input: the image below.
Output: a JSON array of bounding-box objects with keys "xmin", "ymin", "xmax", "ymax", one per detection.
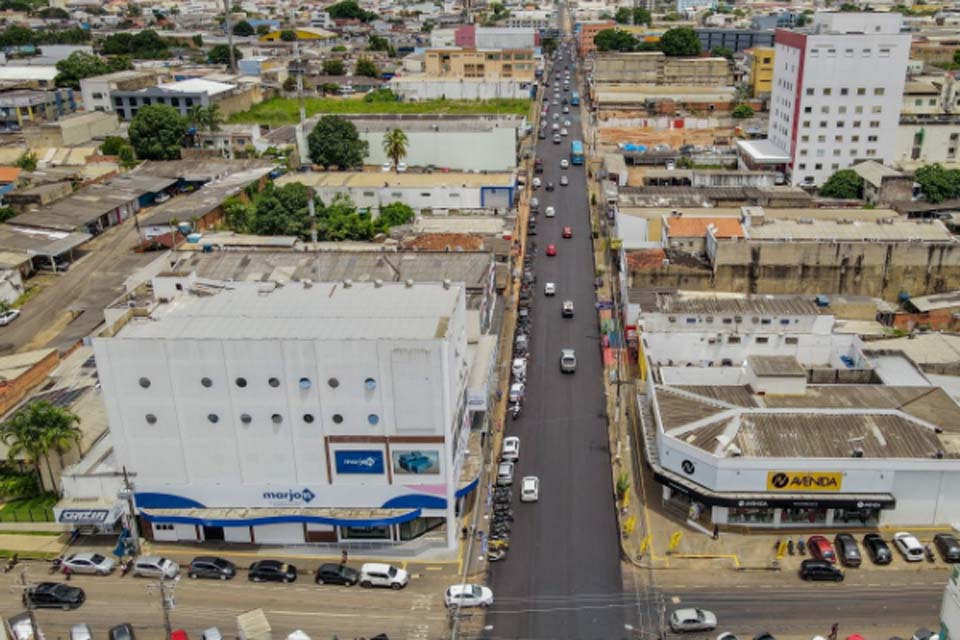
[
  {"xmin": 313, "ymin": 184, "xmax": 499, "ymax": 212},
  {"xmin": 360, "ymin": 126, "xmax": 518, "ymax": 171},
  {"xmin": 253, "ymin": 523, "xmax": 304, "ymax": 544},
  {"xmin": 389, "ymin": 79, "xmax": 532, "ymax": 101},
  {"xmin": 896, "ymin": 122, "xmax": 960, "ymax": 167}
]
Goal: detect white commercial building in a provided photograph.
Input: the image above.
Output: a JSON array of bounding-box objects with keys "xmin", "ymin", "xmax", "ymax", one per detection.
[
  {"xmin": 475, "ymin": 27, "xmax": 537, "ymax": 50},
  {"xmin": 388, "ymin": 76, "xmax": 534, "ymax": 101},
  {"xmin": 92, "ymin": 274, "xmax": 478, "ymax": 550},
  {"xmin": 636, "ymin": 290, "xmax": 960, "ymax": 531},
  {"xmin": 505, "ymin": 10, "xmax": 554, "ymax": 31},
  {"xmin": 741, "ymin": 13, "xmax": 910, "ymax": 186}
]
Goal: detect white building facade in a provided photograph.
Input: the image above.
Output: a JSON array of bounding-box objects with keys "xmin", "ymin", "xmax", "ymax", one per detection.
[
  {"xmin": 764, "ymin": 13, "xmax": 910, "ymax": 186},
  {"xmin": 92, "ymin": 275, "xmax": 476, "ymax": 550}
]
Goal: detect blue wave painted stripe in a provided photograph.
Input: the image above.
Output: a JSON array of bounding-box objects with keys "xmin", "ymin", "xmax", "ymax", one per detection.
[
  {"xmin": 140, "ymin": 508, "xmax": 423, "ymax": 528},
  {"xmin": 455, "ymin": 476, "xmax": 480, "ymax": 499},
  {"xmin": 135, "ymin": 493, "xmax": 206, "ymax": 509},
  {"xmin": 381, "ymin": 494, "xmax": 447, "ymax": 510}
]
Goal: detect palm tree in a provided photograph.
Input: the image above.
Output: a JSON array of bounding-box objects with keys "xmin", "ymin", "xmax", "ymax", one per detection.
[
  {"xmin": 382, "ymin": 128, "xmax": 409, "ymax": 173},
  {"xmin": 0, "ymin": 401, "xmax": 81, "ymax": 494},
  {"xmin": 201, "ymin": 104, "xmax": 223, "ymax": 134},
  {"xmin": 186, "ymin": 105, "xmax": 205, "ymax": 147}
]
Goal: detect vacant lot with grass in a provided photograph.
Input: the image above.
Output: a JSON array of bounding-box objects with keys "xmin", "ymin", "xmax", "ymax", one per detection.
[
  {"xmin": 229, "ymin": 96, "xmax": 532, "ymax": 126},
  {"xmin": 0, "ymin": 494, "xmax": 57, "ymax": 522}
]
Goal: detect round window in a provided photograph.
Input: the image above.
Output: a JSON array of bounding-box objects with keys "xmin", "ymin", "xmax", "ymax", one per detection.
[
  {"xmin": 240, "ymin": 413, "xmax": 252, "ymax": 424},
  {"xmin": 299, "ymin": 377, "xmax": 312, "ymax": 390},
  {"xmin": 138, "ymin": 377, "xmax": 151, "ymax": 389},
  {"xmin": 328, "ymin": 377, "xmax": 339, "ymax": 388},
  {"xmin": 368, "ymin": 414, "xmax": 380, "ymax": 425},
  {"xmin": 332, "ymin": 413, "xmax": 344, "ymax": 424},
  {"xmin": 271, "ymin": 414, "xmax": 283, "ymax": 424},
  {"xmin": 207, "ymin": 414, "xmax": 219, "ymax": 424},
  {"xmin": 201, "ymin": 377, "xmax": 213, "ymax": 388},
  {"xmin": 235, "ymin": 377, "xmax": 247, "ymax": 388},
  {"xmin": 145, "ymin": 414, "xmax": 157, "ymax": 424},
  {"xmin": 268, "ymin": 377, "xmax": 280, "ymax": 388},
  {"xmin": 303, "ymin": 413, "xmax": 315, "ymax": 424},
  {"xmin": 364, "ymin": 377, "xmax": 377, "ymax": 390}
]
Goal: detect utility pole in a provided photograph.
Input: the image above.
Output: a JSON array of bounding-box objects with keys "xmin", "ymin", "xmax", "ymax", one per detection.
[
  {"xmin": 12, "ymin": 568, "xmax": 40, "ymax": 640},
  {"xmin": 147, "ymin": 578, "xmax": 178, "ymax": 637},
  {"xmin": 222, "ymin": 0, "xmax": 237, "ymax": 74},
  {"xmin": 292, "ymin": 8, "xmax": 310, "ymax": 166},
  {"xmin": 118, "ymin": 466, "xmax": 140, "ymax": 556}
]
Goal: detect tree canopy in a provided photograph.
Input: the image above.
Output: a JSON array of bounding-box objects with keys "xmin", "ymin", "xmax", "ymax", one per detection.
[
  {"xmin": 818, "ymin": 169, "xmax": 863, "ymax": 199},
  {"xmin": 307, "ymin": 115, "xmax": 368, "ymax": 168},
  {"xmin": 594, "ymin": 28, "xmax": 639, "ymax": 52},
  {"xmin": 326, "ymin": 0, "xmax": 377, "ymax": 21},
  {"xmin": 355, "ymin": 56, "xmax": 379, "ymax": 78},
  {"xmin": 711, "ymin": 45, "xmax": 734, "ymax": 59},
  {"xmin": 128, "ymin": 104, "xmax": 187, "ymax": 161},
  {"xmin": 0, "ymin": 25, "xmax": 89, "ymax": 48},
  {"xmin": 54, "ymin": 51, "xmax": 132, "ymax": 89},
  {"xmin": 208, "ymin": 44, "xmax": 242, "ymax": 65},
  {"xmin": 232, "ymin": 20, "xmax": 254, "ymax": 37},
  {"xmin": 731, "ymin": 104, "xmax": 754, "ymax": 119},
  {"xmin": 322, "ymin": 58, "xmax": 345, "ymax": 75},
  {"xmin": 0, "ymin": 400, "xmax": 81, "ymax": 493},
  {"xmin": 614, "ymin": 6, "xmax": 651, "ymax": 25},
  {"xmin": 100, "ymin": 29, "xmax": 170, "ymax": 59},
  {"xmin": 915, "ymin": 163, "xmax": 960, "ymax": 203},
  {"xmin": 659, "ymin": 28, "xmax": 702, "ymax": 56},
  {"xmin": 382, "ymin": 128, "xmax": 409, "ymax": 172}
]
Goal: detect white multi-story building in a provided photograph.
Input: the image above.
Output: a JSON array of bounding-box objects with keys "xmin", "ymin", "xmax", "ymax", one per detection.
[
  {"xmin": 92, "ymin": 274, "xmax": 476, "ymax": 549},
  {"xmin": 741, "ymin": 13, "xmax": 910, "ymax": 186}
]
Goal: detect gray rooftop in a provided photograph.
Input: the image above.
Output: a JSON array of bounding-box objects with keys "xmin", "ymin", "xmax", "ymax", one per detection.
[
  {"xmin": 143, "ymin": 163, "xmax": 275, "ymax": 226},
  {"xmin": 747, "ymin": 355, "xmax": 806, "ymax": 377},
  {"xmin": 906, "ymin": 291, "xmax": 960, "ymax": 313},
  {"xmin": 745, "ymin": 218, "xmax": 954, "ymax": 242},
  {"xmin": 638, "ymin": 290, "xmax": 823, "ymax": 316},
  {"xmin": 0, "ymin": 226, "xmax": 92, "ymax": 257}
]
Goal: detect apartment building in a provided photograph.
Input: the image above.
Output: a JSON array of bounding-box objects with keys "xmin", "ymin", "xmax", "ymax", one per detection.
[
  {"xmin": 740, "ymin": 13, "xmax": 910, "ymax": 186},
  {"xmin": 577, "ymin": 20, "xmax": 615, "ymax": 56},
  {"xmin": 895, "ymin": 74, "xmax": 960, "ymax": 168},
  {"xmin": 746, "ymin": 46, "xmax": 775, "ymax": 98},
  {"xmin": 80, "ymin": 70, "xmax": 160, "ymax": 113},
  {"xmin": 422, "ymin": 48, "xmax": 536, "ymax": 81}
]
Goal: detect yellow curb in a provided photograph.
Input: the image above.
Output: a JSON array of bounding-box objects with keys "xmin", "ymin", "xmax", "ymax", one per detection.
[{"xmin": 671, "ymin": 553, "xmax": 741, "ymax": 569}]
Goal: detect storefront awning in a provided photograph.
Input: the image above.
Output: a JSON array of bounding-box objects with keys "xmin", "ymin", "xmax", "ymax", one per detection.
[{"xmin": 139, "ymin": 507, "xmax": 423, "ymax": 528}]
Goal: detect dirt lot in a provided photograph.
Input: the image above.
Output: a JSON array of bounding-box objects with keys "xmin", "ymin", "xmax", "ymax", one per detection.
[{"xmin": 598, "ymin": 125, "xmax": 733, "ymax": 148}]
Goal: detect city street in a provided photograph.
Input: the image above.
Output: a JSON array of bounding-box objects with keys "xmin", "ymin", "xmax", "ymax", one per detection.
[{"xmin": 482, "ymin": 20, "xmax": 630, "ymax": 640}]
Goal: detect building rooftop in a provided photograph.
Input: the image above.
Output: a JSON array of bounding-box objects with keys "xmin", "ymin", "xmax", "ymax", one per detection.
[
  {"xmin": 143, "ymin": 163, "xmax": 275, "ymax": 226},
  {"xmin": 0, "ymin": 66, "xmax": 57, "ymax": 82},
  {"xmin": 744, "ymin": 218, "xmax": 954, "ymax": 242},
  {"xmin": 906, "ymin": 291, "xmax": 960, "ymax": 313},
  {"xmin": 748, "ymin": 355, "xmax": 806, "ymax": 377},
  {"xmin": 278, "ymin": 171, "xmax": 515, "ymax": 189},
  {"xmin": 637, "ymin": 290, "xmax": 824, "ymax": 316},
  {"xmin": 736, "ymin": 139, "xmax": 791, "ymax": 163},
  {"xmin": 665, "ymin": 216, "xmax": 745, "ymax": 239},
  {"xmin": 851, "ymin": 160, "xmax": 903, "ymax": 188},
  {"xmin": 865, "ymin": 333, "xmax": 960, "ymax": 366},
  {"xmin": 112, "ymin": 279, "xmax": 464, "ymax": 342},
  {"xmin": 157, "ymin": 78, "xmax": 235, "ymax": 96}
]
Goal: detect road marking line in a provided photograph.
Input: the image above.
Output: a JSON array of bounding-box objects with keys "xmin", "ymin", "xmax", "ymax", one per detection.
[{"xmin": 425, "ymin": 566, "xmax": 443, "ymax": 571}]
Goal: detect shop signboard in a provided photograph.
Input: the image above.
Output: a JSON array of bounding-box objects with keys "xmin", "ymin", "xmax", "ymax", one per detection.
[
  {"xmin": 335, "ymin": 450, "xmax": 385, "ymax": 475},
  {"xmin": 766, "ymin": 471, "xmax": 843, "ymax": 492}
]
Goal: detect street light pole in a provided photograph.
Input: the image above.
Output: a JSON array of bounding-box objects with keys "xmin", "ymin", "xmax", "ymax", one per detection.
[
  {"xmin": 148, "ymin": 578, "xmax": 177, "ymax": 637},
  {"xmin": 119, "ymin": 466, "xmax": 140, "ymax": 556}
]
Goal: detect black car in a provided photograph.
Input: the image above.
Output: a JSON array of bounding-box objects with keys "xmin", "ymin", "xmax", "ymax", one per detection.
[
  {"xmin": 799, "ymin": 558, "xmax": 844, "ymax": 582},
  {"xmin": 248, "ymin": 560, "xmax": 297, "ymax": 583},
  {"xmin": 315, "ymin": 563, "xmax": 360, "ymax": 586},
  {"xmin": 109, "ymin": 624, "xmax": 136, "ymax": 640},
  {"xmin": 834, "ymin": 533, "xmax": 862, "ymax": 567},
  {"xmin": 545, "ymin": 182, "xmax": 555, "ymax": 191},
  {"xmin": 863, "ymin": 533, "xmax": 893, "ymax": 565},
  {"xmin": 23, "ymin": 582, "xmax": 85, "ymax": 610},
  {"xmin": 935, "ymin": 533, "xmax": 960, "ymax": 562},
  {"xmin": 188, "ymin": 556, "xmax": 236, "ymax": 580}
]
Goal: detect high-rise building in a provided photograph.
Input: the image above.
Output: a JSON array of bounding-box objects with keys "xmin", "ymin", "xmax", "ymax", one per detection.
[{"xmin": 739, "ymin": 13, "xmax": 910, "ymax": 186}]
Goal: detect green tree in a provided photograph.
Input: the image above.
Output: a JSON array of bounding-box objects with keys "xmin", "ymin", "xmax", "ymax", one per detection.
[
  {"xmin": 332, "ymin": 45, "xmax": 347, "ymax": 52},
  {"xmin": 282, "ymin": 76, "xmax": 297, "ymax": 92},
  {"xmin": 247, "ymin": 182, "xmax": 314, "ymax": 237},
  {"xmin": 39, "ymin": 7, "xmax": 69, "ymax": 19},
  {"xmin": 355, "ymin": 56, "xmax": 379, "ymax": 78},
  {"xmin": 100, "ymin": 29, "xmax": 169, "ymax": 58},
  {"xmin": 363, "ymin": 88, "xmax": 398, "ymax": 102},
  {"xmin": 326, "ymin": 0, "xmax": 377, "ymax": 21},
  {"xmin": 279, "ymin": 29, "xmax": 297, "ymax": 42},
  {"xmin": 307, "ymin": 115, "xmax": 368, "ymax": 168},
  {"xmin": 711, "ymin": 45, "xmax": 734, "ymax": 59},
  {"xmin": 368, "ymin": 35, "xmax": 391, "ymax": 52},
  {"xmin": 255, "ymin": 24, "xmax": 270, "ymax": 35},
  {"xmin": 233, "ymin": 20, "xmax": 254, "ymax": 36},
  {"xmin": 382, "ymin": 128, "xmax": 409, "ymax": 172},
  {"xmin": 540, "ymin": 36, "xmax": 558, "ymax": 55},
  {"xmin": 593, "ymin": 28, "xmax": 638, "ymax": 52},
  {"xmin": 819, "ymin": 169, "xmax": 863, "ymax": 199},
  {"xmin": 208, "ymin": 44, "xmax": 242, "ymax": 64},
  {"xmin": 54, "ymin": 51, "xmax": 132, "ymax": 89},
  {"xmin": 839, "ymin": 2, "xmax": 860, "ymax": 10},
  {"xmin": 954, "ymin": 50, "xmax": 960, "ymax": 65},
  {"xmin": 223, "ymin": 196, "xmax": 255, "ymax": 232},
  {"xmin": 915, "ymin": 163, "xmax": 960, "ymax": 203},
  {"xmin": 0, "ymin": 400, "xmax": 81, "ymax": 493},
  {"xmin": 129, "ymin": 104, "xmax": 187, "ymax": 160},
  {"xmin": 731, "ymin": 104, "xmax": 754, "ymax": 118},
  {"xmin": 323, "ymin": 58, "xmax": 345, "ymax": 75},
  {"xmin": 14, "ymin": 151, "xmax": 37, "ymax": 172},
  {"xmin": 192, "ymin": 34, "xmax": 204, "ymax": 47},
  {"xmin": 659, "ymin": 27, "xmax": 702, "ymax": 56},
  {"xmin": 320, "ymin": 82, "xmax": 341, "ymax": 95},
  {"xmin": 614, "ymin": 6, "xmax": 652, "ymax": 25},
  {"xmin": 377, "ymin": 201, "xmax": 415, "ymax": 228},
  {"xmin": 99, "ymin": 135, "xmax": 137, "ymax": 163}
]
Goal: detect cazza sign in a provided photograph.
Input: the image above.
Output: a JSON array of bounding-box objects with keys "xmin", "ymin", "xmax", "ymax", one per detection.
[{"xmin": 766, "ymin": 471, "xmax": 843, "ymax": 492}]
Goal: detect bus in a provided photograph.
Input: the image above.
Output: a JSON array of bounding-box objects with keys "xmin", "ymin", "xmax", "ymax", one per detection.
[
  {"xmin": 570, "ymin": 91, "xmax": 580, "ymax": 106},
  {"xmin": 571, "ymin": 140, "xmax": 584, "ymax": 165}
]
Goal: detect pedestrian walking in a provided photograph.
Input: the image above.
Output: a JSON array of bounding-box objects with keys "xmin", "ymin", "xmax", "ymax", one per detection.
[
  {"xmin": 712, "ymin": 524, "xmax": 719, "ymax": 540},
  {"xmin": 341, "ymin": 550, "xmax": 348, "ymax": 566}
]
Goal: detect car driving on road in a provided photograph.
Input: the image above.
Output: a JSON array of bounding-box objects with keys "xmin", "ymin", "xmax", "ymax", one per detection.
[
  {"xmin": 546, "ymin": 244, "xmax": 557, "ymax": 256},
  {"xmin": 544, "ymin": 282, "xmax": 556, "ymax": 296},
  {"xmin": 562, "ymin": 300, "xmax": 574, "ymax": 317},
  {"xmin": 23, "ymin": 582, "xmax": 85, "ymax": 610},
  {"xmin": 560, "ymin": 348, "xmax": 577, "ymax": 373},
  {"xmin": 0, "ymin": 308, "xmax": 20, "ymax": 326},
  {"xmin": 521, "ymin": 476, "xmax": 540, "ymax": 502},
  {"xmin": 562, "ymin": 226, "xmax": 573, "ymax": 238},
  {"xmin": 445, "ymin": 584, "xmax": 493, "ymax": 608},
  {"xmin": 669, "ymin": 608, "xmax": 717, "ymax": 632}
]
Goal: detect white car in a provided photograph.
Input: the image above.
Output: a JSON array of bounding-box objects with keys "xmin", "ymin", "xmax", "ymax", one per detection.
[
  {"xmin": 380, "ymin": 161, "xmax": 392, "ymax": 172},
  {"xmin": 62, "ymin": 552, "xmax": 116, "ymax": 575},
  {"xmin": 0, "ymin": 309, "xmax": 20, "ymax": 326},
  {"xmin": 545, "ymin": 206, "xmax": 556, "ymax": 218},
  {"xmin": 359, "ymin": 563, "xmax": 409, "ymax": 589},
  {"xmin": 552, "ymin": 123, "xmax": 560, "ymax": 131},
  {"xmin": 521, "ymin": 476, "xmax": 539, "ymax": 502},
  {"xmin": 560, "ymin": 128, "xmax": 569, "ymax": 136},
  {"xmin": 497, "ymin": 461, "xmax": 515, "ymax": 486},
  {"xmin": 396, "ymin": 161, "xmax": 408, "ymax": 172},
  {"xmin": 552, "ymin": 113, "xmax": 560, "ymax": 120},
  {"xmin": 562, "ymin": 106, "xmax": 570, "ymax": 113},
  {"xmin": 564, "ymin": 119, "xmax": 572, "ymax": 126},
  {"xmin": 512, "ymin": 357, "xmax": 527, "ymax": 378},
  {"xmin": 509, "ymin": 382, "xmax": 525, "ymax": 403},
  {"xmin": 532, "ymin": 177, "xmax": 541, "ymax": 189},
  {"xmin": 560, "ymin": 348, "xmax": 577, "ymax": 373},
  {"xmin": 893, "ymin": 532, "xmax": 925, "ymax": 562},
  {"xmin": 133, "ymin": 556, "xmax": 180, "ymax": 579},
  {"xmin": 544, "ymin": 282, "xmax": 556, "ymax": 296},
  {"xmin": 444, "ymin": 584, "xmax": 494, "ymax": 608},
  {"xmin": 502, "ymin": 436, "xmax": 520, "ymax": 461},
  {"xmin": 560, "ymin": 176, "xmax": 569, "ymax": 186},
  {"xmin": 560, "ymin": 159, "xmax": 569, "ymax": 169},
  {"xmin": 669, "ymin": 608, "xmax": 718, "ymax": 633}
]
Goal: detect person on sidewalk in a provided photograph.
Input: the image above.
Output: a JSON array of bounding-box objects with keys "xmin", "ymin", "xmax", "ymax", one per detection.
[
  {"xmin": 712, "ymin": 525, "xmax": 720, "ymax": 540},
  {"xmin": 341, "ymin": 550, "xmax": 348, "ymax": 566}
]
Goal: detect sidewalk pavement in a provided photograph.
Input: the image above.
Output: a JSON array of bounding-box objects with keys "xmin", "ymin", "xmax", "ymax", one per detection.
[{"xmin": 0, "ymin": 533, "xmax": 66, "ymax": 558}]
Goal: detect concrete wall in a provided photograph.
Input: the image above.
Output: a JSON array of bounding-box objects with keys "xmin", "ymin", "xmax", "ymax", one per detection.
[
  {"xmin": 389, "ymin": 78, "xmax": 532, "ymax": 101},
  {"xmin": 360, "ymin": 126, "xmax": 518, "ymax": 171},
  {"xmin": 594, "ymin": 52, "xmax": 732, "ymax": 86},
  {"xmin": 896, "ymin": 121, "xmax": 960, "ymax": 168}
]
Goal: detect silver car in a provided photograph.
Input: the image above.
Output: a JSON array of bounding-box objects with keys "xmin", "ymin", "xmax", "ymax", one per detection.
[
  {"xmin": 560, "ymin": 349, "xmax": 577, "ymax": 373},
  {"xmin": 497, "ymin": 461, "xmax": 515, "ymax": 486},
  {"xmin": 133, "ymin": 555, "xmax": 180, "ymax": 579},
  {"xmin": 63, "ymin": 552, "xmax": 116, "ymax": 575}
]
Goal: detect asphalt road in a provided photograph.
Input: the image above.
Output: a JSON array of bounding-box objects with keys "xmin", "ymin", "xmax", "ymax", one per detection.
[{"xmin": 482, "ymin": 28, "xmax": 629, "ymax": 640}]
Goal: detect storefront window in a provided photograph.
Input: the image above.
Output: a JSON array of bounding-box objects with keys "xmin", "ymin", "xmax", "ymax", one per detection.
[
  {"xmin": 781, "ymin": 507, "xmax": 828, "ymax": 525},
  {"xmin": 833, "ymin": 508, "xmax": 880, "ymax": 526},
  {"xmin": 339, "ymin": 525, "xmax": 390, "ymax": 540},
  {"xmin": 728, "ymin": 507, "xmax": 775, "ymax": 524},
  {"xmin": 398, "ymin": 517, "xmax": 445, "ymax": 541}
]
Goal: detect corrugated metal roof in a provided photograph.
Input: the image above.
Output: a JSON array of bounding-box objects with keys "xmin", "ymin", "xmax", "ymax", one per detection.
[
  {"xmin": 748, "ymin": 355, "xmax": 805, "ymax": 377},
  {"xmin": 906, "ymin": 291, "xmax": 960, "ymax": 312},
  {"xmin": 745, "ymin": 218, "xmax": 953, "ymax": 242},
  {"xmin": 649, "ymin": 290, "xmax": 823, "ymax": 316}
]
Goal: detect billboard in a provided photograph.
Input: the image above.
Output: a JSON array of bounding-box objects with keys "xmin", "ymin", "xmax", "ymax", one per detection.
[
  {"xmin": 392, "ymin": 450, "xmax": 440, "ymax": 475},
  {"xmin": 334, "ymin": 450, "xmax": 385, "ymax": 475}
]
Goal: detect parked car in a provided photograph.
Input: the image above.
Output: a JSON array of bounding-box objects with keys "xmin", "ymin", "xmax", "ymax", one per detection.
[
  {"xmin": 562, "ymin": 106, "xmax": 570, "ymax": 113},
  {"xmin": 133, "ymin": 556, "xmax": 180, "ymax": 579},
  {"xmin": 23, "ymin": 582, "xmax": 85, "ymax": 610},
  {"xmin": 934, "ymin": 533, "xmax": 960, "ymax": 562},
  {"xmin": 544, "ymin": 282, "xmax": 556, "ymax": 296},
  {"xmin": 560, "ymin": 175, "xmax": 569, "ymax": 186},
  {"xmin": 808, "ymin": 535, "xmax": 837, "ymax": 564},
  {"xmin": 0, "ymin": 309, "xmax": 20, "ymax": 326},
  {"xmin": 894, "ymin": 532, "xmax": 925, "ymax": 562},
  {"xmin": 497, "ymin": 461, "xmax": 515, "ymax": 486},
  {"xmin": 560, "ymin": 348, "xmax": 577, "ymax": 373},
  {"xmin": 445, "ymin": 584, "xmax": 493, "ymax": 608},
  {"xmin": 521, "ymin": 476, "xmax": 540, "ymax": 502},
  {"xmin": 553, "ymin": 135, "xmax": 562, "ymax": 144},
  {"xmin": 509, "ymin": 382, "xmax": 525, "ymax": 402},
  {"xmin": 359, "ymin": 563, "xmax": 408, "ymax": 589},
  {"xmin": 315, "ymin": 563, "xmax": 359, "ymax": 586},
  {"xmin": 532, "ymin": 178, "xmax": 541, "ymax": 189},
  {"xmin": 560, "ymin": 128, "xmax": 568, "ymax": 136},
  {"xmin": 546, "ymin": 244, "xmax": 557, "ymax": 256},
  {"xmin": 381, "ymin": 162, "xmax": 392, "ymax": 172},
  {"xmin": 502, "ymin": 436, "xmax": 520, "ymax": 461},
  {"xmin": 669, "ymin": 608, "xmax": 718, "ymax": 632},
  {"xmin": 863, "ymin": 533, "xmax": 893, "ymax": 565},
  {"xmin": 512, "ymin": 358, "xmax": 527, "ymax": 378},
  {"xmin": 70, "ymin": 624, "xmax": 94, "ymax": 640},
  {"xmin": 37, "ymin": 258, "xmax": 70, "ymax": 272},
  {"xmin": 546, "ymin": 181, "xmax": 555, "ymax": 191},
  {"xmin": 396, "ymin": 162, "xmax": 408, "ymax": 172},
  {"xmin": 562, "ymin": 300, "xmax": 574, "ymax": 317},
  {"xmin": 248, "ymin": 560, "xmax": 297, "ymax": 583},
  {"xmin": 63, "ymin": 552, "xmax": 116, "ymax": 575},
  {"xmin": 188, "ymin": 556, "xmax": 236, "ymax": 580},
  {"xmin": 108, "ymin": 625, "xmax": 136, "ymax": 640},
  {"xmin": 799, "ymin": 558, "xmax": 844, "ymax": 582},
  {"xmin": 834, "ymin": 533, "xmax": 862, "ymax": 568}
]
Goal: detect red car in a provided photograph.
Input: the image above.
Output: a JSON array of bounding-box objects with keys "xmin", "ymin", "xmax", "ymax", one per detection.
[
  {"xmin": 562, "ymin": 226, "xmax": 573, "ymax": 238},
  {"xmin": 808, "ymin": 535, "xmax": 838, "ymax": 564},
  {"xmin": 546, "ymin": 244, "xmax": 557, "ymax": 256}
]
